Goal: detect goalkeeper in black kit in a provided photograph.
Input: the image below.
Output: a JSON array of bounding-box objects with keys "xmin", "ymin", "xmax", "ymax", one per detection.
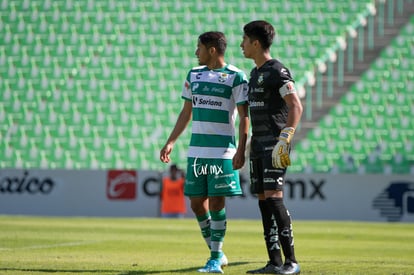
[{"xmin": 240, "ymin": 20, "xmax": 303, "ymax": 274}]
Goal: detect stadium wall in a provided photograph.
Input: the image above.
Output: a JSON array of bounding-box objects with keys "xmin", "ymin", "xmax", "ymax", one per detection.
[{"xmin": 0, "ymin": 169, "xmax": 413, "ymax": 222}]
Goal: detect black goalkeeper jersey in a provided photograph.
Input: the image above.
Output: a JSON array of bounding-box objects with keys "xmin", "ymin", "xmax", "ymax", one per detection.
[{"xmin": 248, "ymin": 59, "xmax": 295, "ymax": 157}]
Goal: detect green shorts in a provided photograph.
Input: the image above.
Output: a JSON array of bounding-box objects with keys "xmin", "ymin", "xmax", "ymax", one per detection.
[{"xmin": 184, "ymin": 157, "xmax": 243, "ymax": 197}]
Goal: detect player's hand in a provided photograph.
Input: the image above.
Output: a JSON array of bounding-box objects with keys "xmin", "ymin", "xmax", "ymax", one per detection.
[
  {"xmin": 160, "ymin": 143, "xmax": 173, "ymax": 163},
  {"xmin": 272, "ymin": 127, "xmax": 295, "ymax": 168},
  {"xmin": 232, "ymin": 149, "xmax": 245, "ymax": 170}
]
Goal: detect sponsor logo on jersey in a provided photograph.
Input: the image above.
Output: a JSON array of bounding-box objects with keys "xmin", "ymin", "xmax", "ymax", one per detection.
[
  {"xmin": 215, "ymin": 181, "xmax": 237, "ymax": 189},
  {"xmin": 191, "ymin": 158, "xmax": 224, "ymax": 178},
  {"xmin": 263, "ymin": 178, "xmax": 276, "ymax": 183},
  {"xmin": 264, "ymin": 168, "xmax": 284, "ymax": 173},
  {"xmin": 249, "ymin": 100, "xmax": 265, "ymax": 107},
  {"xmin": 191, "ymin": 83, "xmax": 200, "ymax": 91},
  {"xmin": 214, "ymin": 173, "xmax": 234, "ymax": 179},
  {"xmin": 251, "ymin": 87, "xmax": 265, "ymax": 93},
  {"xmin": 185, "ymin": 180, "xmax": 196, "ymax": 185},
  {"xmin": 107, "ymin": 170, "xmax": 137, "ymax": 200},
  {"xmin": 193, "ymin": 96, "xmax": 223, "ymax": 107},
  {"xmin": 202, "ymin": 86, "xmax": 225, "ymax": 94}
]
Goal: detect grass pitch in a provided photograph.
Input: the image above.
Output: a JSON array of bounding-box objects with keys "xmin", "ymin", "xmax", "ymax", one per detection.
[{"xmin": 0, "ymin": 216, "xmax": 413, "ymax": 275}]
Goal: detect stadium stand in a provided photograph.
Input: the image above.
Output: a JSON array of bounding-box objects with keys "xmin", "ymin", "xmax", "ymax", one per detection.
[
  {"xmin": 0, "ymin": 0, "xmax": 412, "ymax": 173},
  {"xmin": 290, "ymin": 15, "xmax": 414, "ymax": 174}
]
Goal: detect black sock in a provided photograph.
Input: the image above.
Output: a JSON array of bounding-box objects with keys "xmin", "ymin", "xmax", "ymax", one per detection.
[
  {"xmin": 259, "ymin": 200, "xmax": 283, "ymax": 266},
  {"xmin": 265, "ymin": 197, "xmax": 297, "ymax": 264}
]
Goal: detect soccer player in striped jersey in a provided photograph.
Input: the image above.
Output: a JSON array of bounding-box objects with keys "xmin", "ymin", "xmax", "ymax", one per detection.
[
  {"xmin": 160, "ymin": 31, "xmax": 249, "ymax": 274},
  {"xmin": 241, "ymin": 20, "xmax": 303, "ymax": 274}
]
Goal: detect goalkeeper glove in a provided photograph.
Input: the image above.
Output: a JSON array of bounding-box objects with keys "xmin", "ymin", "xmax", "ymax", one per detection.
[{"xmin": 272, "ymin": 127, "xmax": 295, "ymax": 168}]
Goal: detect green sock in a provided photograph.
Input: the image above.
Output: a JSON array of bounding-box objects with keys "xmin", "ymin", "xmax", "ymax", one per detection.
[
  {"xmin": 210, "ymin": 208, "xmax": 226, "ymax": 259},
  {"xmin": 196, "ymin": 212, "xmax": 211, "ymax": 249}
]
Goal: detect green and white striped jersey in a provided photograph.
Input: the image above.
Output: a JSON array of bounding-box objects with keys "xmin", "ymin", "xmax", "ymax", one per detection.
[{"xmin": 182, "ymin": 64, "xmax": 248, "ymax": 159}]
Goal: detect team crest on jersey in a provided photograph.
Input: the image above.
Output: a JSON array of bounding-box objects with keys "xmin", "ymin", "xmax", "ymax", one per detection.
[
  {"xmin": 218, "ymin": 73, "xmax": 228, "ymax": 83},
  {"xmin": 257, "ymin": 73, "xmax": 264, "ymax": 85}
]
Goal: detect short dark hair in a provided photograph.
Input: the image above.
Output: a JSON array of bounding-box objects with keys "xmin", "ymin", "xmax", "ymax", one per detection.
[
  {"xmin": 198, "ymin": 31, "xmax": 227, "ymax": 55},
  {"xmin": 243, "ymin": 20, "xmax": 275, "ymax": 50}
]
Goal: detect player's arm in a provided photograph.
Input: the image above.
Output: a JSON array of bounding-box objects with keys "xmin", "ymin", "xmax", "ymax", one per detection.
[
  {"xmin": 232, "ymin": 103, "xmax": 249, "ymax": 170},
  {"xmin": 284, "ymin": 92, "xmax": 303, "ymax": 129},
  {"xmin": 160, "ymin": 100, "xmax": 192, "ymax": 163},
  {"xmin": 272, "ymin": 82, "xmax": 303, "ymax": 168}
]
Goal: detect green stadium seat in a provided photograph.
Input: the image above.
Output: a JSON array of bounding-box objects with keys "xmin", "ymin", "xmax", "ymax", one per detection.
[
  {"xmin": 0, "ymin": 0, "xmax": 407, "ymax": 171},
  {"xmin": 293, "ymin": 14, "xmax": 414, "ymax": 173}
]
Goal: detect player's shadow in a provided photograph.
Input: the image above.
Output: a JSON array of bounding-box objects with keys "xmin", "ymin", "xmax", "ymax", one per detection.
[
  {"xmin": 0, "ymin": 268, "xmax": 122, "ymax": 273},
  {"xmin": 0, "ymin": 261, "xmax": 250, "ymax": 274},
  {"xmin": 119, "ymin": 261, "xmax": 250, "ymax": 274}
]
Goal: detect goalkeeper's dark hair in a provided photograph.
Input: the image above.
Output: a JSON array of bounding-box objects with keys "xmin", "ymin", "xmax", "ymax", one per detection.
[
  {"xmin": 198, "ymin": 31, "xmax": 227, "ymax": 55},
  {"xmin": 243, "ymin": 20, "xmax": 275, "ymax": 50}
]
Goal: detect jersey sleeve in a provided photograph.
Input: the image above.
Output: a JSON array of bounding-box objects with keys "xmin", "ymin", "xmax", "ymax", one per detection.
[
  {"xmin": 277, "ymin": 66, "xmax": 297, "ymax": 98},
  {"xmin": 232, "ymin": 71, "xmax": 249, "ymax": 105},
  {"xmin": 279, "ymin": 81, "xmax": 297, "ymax": 98},
  {"xmin": 181, "ymin": 71, "xmax": 192, "ymax": 101}
]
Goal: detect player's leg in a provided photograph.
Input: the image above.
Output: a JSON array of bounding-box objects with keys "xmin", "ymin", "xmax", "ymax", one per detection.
[
  {"xmin": 262, "ymin": 156, "xmax": 299, "ymax": 274},
  {"xmin": 260, "ymin": 197, "xmax": 283, "ymax": 265},
  {"xmin": 184, "ymin": 158, "xmax": 211, "ymax": 250},
  {"xmin": 198, "ymin": 158, "xmax": 241, "ymax": 273},
  {"xmin": 208, "ymin": 196, "xmax": 226, "ymax": 261},
  {"xmin": 265, "ymin": 197, "xmax": 296, "ymax": 267},
  {"xmin": 196, "ymin": 200, "xmax": 226, "ymax": 274},
  {"xmin": 247, "ymin": 158, "xmax": 283, "ymax": 274},
  {"xmin": 191, "ymin": 196, "xmax": 211, "ymax": 249}
]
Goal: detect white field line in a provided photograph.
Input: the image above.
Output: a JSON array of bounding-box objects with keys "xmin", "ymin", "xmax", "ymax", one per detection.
[{"xmin": 0, "ymin": 240, "xmax": 100, "ymax": 251}]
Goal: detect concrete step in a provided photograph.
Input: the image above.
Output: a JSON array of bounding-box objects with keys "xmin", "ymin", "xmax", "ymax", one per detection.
[{"xmin": 295, "ymin": 0, "xmax": 414, "ymax": 141}]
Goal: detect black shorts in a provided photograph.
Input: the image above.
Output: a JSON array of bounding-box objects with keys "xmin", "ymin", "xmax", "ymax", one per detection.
[{"xmin": 249, "ymin": 154, "xmax": 287, "ymax": 194}]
